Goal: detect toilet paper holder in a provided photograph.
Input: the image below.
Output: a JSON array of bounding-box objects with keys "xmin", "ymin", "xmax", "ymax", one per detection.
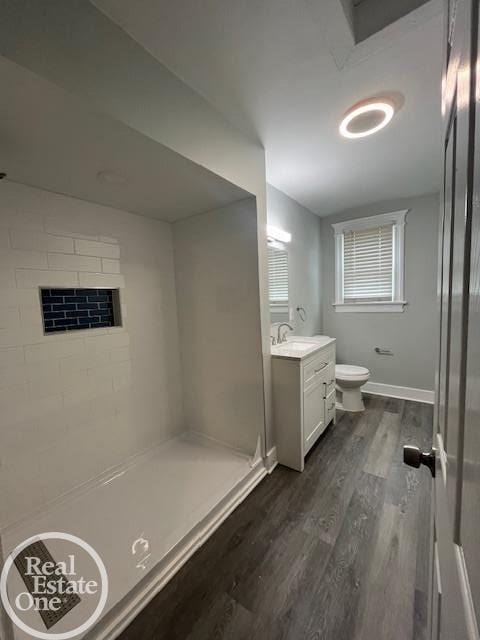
[{"xmin": 374, "ymin": 347, "xmax": 394, "ymax": 356}]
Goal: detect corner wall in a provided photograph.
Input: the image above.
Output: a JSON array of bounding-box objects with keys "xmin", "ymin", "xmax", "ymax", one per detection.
[
  {"xmin": 267, "ymin": 185, "xmax": 322, "ymax": 337},
  {"xmin": 173, "ymin": 199, "xmax": 265, "ymax": 454},
  {"xmin": 0, "ymin": 181, "xmax": 183, "ymax": 527},
  {"xmin": 321, "ymin": 192, "xmax": 439, "ymax": 391}
]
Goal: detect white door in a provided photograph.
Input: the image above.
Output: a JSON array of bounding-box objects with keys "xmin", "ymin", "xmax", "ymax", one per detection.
[{"xmin": 405, "ymin": 2, "xmax": 480, "ymax": 638}]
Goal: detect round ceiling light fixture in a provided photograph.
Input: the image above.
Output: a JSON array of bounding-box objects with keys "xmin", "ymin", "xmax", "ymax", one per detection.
[{"xmin": 339, "ymin": 99, "xmax": 395, "ymax": 139}]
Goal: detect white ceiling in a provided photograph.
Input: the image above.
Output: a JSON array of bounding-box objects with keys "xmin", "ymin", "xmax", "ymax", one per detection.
[
  {"xmin": 0, "ymin": 57, "xmax": 250, "ymax": 222},
  {"xmin": 94, "ymin": 0, "xmax": 443, "ymax": 216}
]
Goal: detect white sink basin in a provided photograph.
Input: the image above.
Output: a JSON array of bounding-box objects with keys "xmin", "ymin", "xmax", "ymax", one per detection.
[
  {"xmin": 277, "ymin": 341, "xmax": 318, "ymax": 352},
  {"xmin": 271, "ymin": 335, "xmax": 335, "ymax": 360}
]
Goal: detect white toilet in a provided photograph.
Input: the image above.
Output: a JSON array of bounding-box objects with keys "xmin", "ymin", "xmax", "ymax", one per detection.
[{"xmin": 335, "ymin": 364, "xmax": 370, "ymax": 412}]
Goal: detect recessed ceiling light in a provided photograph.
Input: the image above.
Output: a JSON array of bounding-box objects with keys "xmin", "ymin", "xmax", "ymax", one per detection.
[
  {"xmin": 339, "ymin": 99, "xmax": 395, "ymax": 139},
  {"xmin": 97, "ymin": 170, "xmax": 128, "ymax": 185}
]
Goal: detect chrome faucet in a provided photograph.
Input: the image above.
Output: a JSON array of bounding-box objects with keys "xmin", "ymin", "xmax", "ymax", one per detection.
[{"xmin": 277, "ymin": 323, "xmax": 293, "ymax": 344}]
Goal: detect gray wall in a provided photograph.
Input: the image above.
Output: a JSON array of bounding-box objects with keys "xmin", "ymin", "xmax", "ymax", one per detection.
[
  {"xmin": 267, "ymin": 185, "xmax": 322, "ymax": 337},
  {"xmin": 321, "ymin": 193, "xmax": 439, "ymax": 390}
]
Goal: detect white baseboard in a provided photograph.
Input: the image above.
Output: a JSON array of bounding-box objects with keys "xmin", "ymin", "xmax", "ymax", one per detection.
[
  {"xmin": 362, "ymin": 381, "xmax": 435, "ymax": 404},
  {"xmin": 88, "ymin": 460, "xmax": 268, "ymax": 640},
  {"xmin": 265, "ymin": 446, "xmax": 278, "ymax": 473}
]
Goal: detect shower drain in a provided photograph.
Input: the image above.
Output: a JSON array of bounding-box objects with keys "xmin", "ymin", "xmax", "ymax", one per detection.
[{"xmin": 14, "ymin": 539, "xmax": 81, "ymax": 629}]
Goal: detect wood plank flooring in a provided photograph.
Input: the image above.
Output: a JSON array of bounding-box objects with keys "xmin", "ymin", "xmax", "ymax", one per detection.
[{"xmin": 118, "ymin": 395, "xmax": 433, "ymax": 640}]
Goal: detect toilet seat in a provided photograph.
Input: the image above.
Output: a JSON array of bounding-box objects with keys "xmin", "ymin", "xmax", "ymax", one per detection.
[{"xmin": 336, "ymin": 364, "xmax": 369, "ymax": 379}]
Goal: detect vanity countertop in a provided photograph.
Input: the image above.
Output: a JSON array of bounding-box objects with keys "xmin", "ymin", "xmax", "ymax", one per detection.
[{"xmin": 271, "ymin": 335, "xmax": 336, "ymax": 361}]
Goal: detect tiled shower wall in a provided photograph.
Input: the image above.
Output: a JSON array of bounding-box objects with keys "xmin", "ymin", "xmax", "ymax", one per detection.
[{"xmin": 0, "ymin": 182, "xmax": 184, "ymax": 527}]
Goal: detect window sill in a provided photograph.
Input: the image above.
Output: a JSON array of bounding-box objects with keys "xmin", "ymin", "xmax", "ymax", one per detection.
[{"xmin": 333, "ymin": 301, "xmax": 407, "ymax": 313}]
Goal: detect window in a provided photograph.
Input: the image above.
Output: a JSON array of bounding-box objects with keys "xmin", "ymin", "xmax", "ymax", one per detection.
[
  {"xmin": 343, "ymin": 224, "xmax": 393, "ymax": 302},
  {"xmin": 332, "ymin": 210, "xmax": 407, "ymax": 312},
  {"xmin": 268, "ymin": 245, "xmax": 289, "ymax": 313}
]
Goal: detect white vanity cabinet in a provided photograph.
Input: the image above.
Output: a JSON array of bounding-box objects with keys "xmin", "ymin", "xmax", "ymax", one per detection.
[{"xmin": 271, "ymin": 337, "xmax": 336, "ymax": 472}]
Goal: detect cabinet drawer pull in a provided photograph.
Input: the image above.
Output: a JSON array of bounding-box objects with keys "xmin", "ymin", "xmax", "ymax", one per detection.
[{"xmin": 314, "ymin": 363, "xmax": 328, "ymax": 373}]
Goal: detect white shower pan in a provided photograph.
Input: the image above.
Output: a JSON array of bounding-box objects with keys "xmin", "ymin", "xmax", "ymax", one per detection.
[{"xmin": 1, "ymin": 433, "xmax": 267, "ymax": 640}]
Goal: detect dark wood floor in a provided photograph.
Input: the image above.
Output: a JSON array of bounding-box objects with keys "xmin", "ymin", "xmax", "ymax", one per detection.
[{"xmin": 119, "ymin": 395, "xmax": 433, "ymax": 640}]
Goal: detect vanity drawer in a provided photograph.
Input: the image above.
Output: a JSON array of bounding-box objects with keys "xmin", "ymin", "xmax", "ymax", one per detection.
[
  {"xmin": 303, "ymin": 347, "xmax": 335, "ymax": 386},
  {"xmin": 322, "ymin": 345, "xmax": 336, "ymax": 365},
  {"xmin": 303, "ymin": 353, "xmax": 329, "ymax": 385},
  {"xmin": 326, "ymin": 388, "xmax": 336, "ymax": 424},
  {"xmin": 324, "ymin": 364, "xmax": 336, "ymax": 395}
]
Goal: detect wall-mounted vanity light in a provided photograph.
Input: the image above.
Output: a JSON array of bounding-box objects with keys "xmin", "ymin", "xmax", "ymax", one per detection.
[{"xmin": 267, "ymin": 225, "xmax": 292, "ymax": 243}]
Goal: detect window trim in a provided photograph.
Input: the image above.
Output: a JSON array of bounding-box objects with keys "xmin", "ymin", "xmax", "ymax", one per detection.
[{"xmin": 332, "ymin": 209, "xmax": 408, "ymax": 313}]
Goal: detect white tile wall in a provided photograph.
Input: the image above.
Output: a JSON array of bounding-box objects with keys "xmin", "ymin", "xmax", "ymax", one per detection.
[
  {"xmin": 0, "ymin": 182, "xmax": 184, "ymax": 527},
  {"xmin": 78, "ymin": 272, "xmax": 125, "ymax": 288},
  {"xmin": 173, "ymin": 199, "xmax": 264, "ymax": 454},
  {"xmin": 10, "ymin": 229, "xmax": 75, "ymax": 253},
  {"xmin": 15, "ymin": 268, "xmax": 79, "ymax": 289},
  {"xmin": 47, "ymin": 252, "xmax": 102, "ymax": 272},
  {"xmin": 74, "ymin": 238, "xmax": 120, "ymax": 259},
  {"xmin": 101, "ymin": 258, "xmax": 121, "ymax": 274}
]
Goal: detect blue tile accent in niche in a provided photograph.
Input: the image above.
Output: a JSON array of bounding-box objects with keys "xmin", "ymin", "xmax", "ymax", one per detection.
[{"xmin": 40, "ymin": 288, "xmax": 119, "ymax": 333}]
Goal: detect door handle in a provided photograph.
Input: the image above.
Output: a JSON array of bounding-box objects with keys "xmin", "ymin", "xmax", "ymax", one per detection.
[{"xmin": 403, "ymin": 446, "xmax": 436, "ymax": 477}]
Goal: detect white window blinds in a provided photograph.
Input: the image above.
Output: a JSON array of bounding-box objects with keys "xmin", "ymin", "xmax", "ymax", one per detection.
[
  {"xmin": 268, "ymin": 247, "xmax": 288, "ymax": 304},
  {"xmin": 343, "ymin": 224, "xmax": 393, "ymax": 302}
]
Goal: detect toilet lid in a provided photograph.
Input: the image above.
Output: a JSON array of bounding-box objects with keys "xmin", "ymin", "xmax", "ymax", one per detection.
[{"xmin": 336, "ymin": 364, "xmax": 369, "ymax": 377}]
